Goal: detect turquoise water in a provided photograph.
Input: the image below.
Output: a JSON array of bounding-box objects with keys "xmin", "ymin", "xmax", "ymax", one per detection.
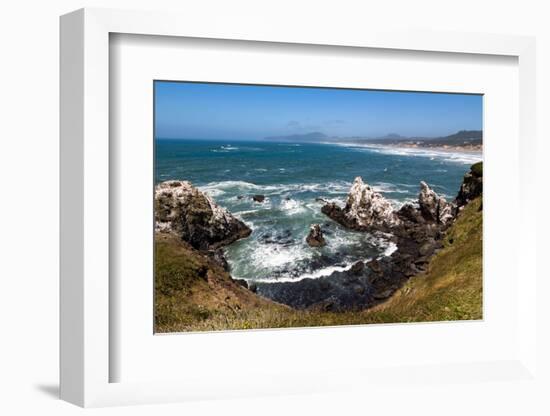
[{"xmin": 155, "ymin": 139, "xmax": 482, "ymax": 283}]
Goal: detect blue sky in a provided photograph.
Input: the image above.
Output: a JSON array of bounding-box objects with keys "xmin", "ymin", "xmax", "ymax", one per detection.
[{"xmin": 154, "ymin": 81, "xmax": 482, "ymax": 140}]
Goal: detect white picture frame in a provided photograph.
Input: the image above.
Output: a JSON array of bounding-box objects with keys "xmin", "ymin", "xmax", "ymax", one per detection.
[{"xmin": 60, "ymin": 7, "xmax": 538, "ymax": 408}]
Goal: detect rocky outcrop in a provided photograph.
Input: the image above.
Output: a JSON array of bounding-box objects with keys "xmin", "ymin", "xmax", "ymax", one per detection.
[
  {"xmin": 456, "ymin": 161, "xmax": 483, "ymax": 208},
  {"xmin": 321, "ymin": 177, "xmax": 399, "ymax": 231},
  {"xmin": 418, "ymin": 181, "xmax": 455, "ymax": 225},
  {"xmin": 252, "ymin": 194, "xmax": 266, "ymax": 203},
  {"xmin": 155, "ymin": 180, "xmax": 251, "ymax": 251},
  {"xmin": 306, "ymin": 224, "xmax": 326, "ymax": 247},
  {"xmin": 268, "ymin": 165, "xmax": 482, "ymax": 311}
]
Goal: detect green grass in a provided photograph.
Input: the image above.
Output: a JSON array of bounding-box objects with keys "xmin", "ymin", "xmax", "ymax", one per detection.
[
  {"xmin": 361, "ymin": 196, "xmax": 483, "ymax": 322},
  {"xmin": 471, "ymin": 161, "xmax": 483, "ymax": 177},
  {"xmin": 155, "ymin": 197, "xmax": 482, "ymax": 332}
]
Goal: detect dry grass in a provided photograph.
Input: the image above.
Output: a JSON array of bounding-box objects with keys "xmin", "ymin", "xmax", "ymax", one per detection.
[
  {"xmin": 362, "ymin": 196, "xmax": 483, "ymax": 322},
  {"xmin": 155, "ymin": 197, "xmax": 482, "ymax": 332}
]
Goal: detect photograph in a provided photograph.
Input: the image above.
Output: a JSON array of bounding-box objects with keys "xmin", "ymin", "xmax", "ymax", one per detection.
[{"xmin": 153, "ymin": 81, "xmax": 483, "ymax": 333}]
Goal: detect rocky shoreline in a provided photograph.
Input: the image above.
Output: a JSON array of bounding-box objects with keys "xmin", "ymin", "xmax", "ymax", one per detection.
[
  {"xmin": 154, "ymin": 162, "xmax": 482, "ymax": 312},
  {"xmin": 155, "ymin": 180, "xmax": 251, "ymax": 270}
]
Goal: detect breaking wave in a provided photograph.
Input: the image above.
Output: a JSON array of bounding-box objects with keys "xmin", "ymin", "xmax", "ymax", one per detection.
[{"xmin": 334, "ymin": 142, "xmax": 482, "ymax": 165}]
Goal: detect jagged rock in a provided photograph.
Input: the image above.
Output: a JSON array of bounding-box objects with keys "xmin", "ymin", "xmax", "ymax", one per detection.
[
  {"xmin": 418, "ymin": 181, "xmax": 455, "ymax": 225},
  {"xmin": 234, "ymin": 279, "xmax": 249, "ymax": 289},
  {"xmin": 255, "ymin": 163, "xmax": 483, "ymax": 312},
  {"xmin": 367, "ymin": 259, "xmax": 383, "ymax": 274},
  {"xmin": 350, "ymin": 261, "xmax": 365, "ymax": 275},
  {"xmin": 322, "ymin": 177, "xmax": 399, "ymax": 230},
  {"xmin": 418, "ymin": 240, "xmax": 436, "ymax": 256},
  {"xmin": 252, "ymin": 194, "xmax": 265, "ymax": 203},
  {"xmin": 155, "ymin": 180, "xmax": 252, "ymax": 250},
  {"xmin": 207, "ymin": 249, "xmax": 230, "ymax": 271},
  {"xmin": 373, "ymin": 289, "xmax": 393, "ymax": 300},
  {"xmin": 397, "ymin": 203, "xmax": 425, "ymax": 223},
  {"xmin": 306, "ymin": 224, "xmax": 326, "ymax": 247},
  {"xmin": 456, "ymin": 162, "xmax": 483, "ymax": 207},
  {"xmin": 354, "ymin": 286, "xmax": 366, "ymax": 295}
]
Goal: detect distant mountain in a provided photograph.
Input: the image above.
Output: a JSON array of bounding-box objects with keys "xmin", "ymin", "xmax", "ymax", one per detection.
[
  {"xmin": 377, "ymin": 133, "xmax": 405, "ymax": 140},
  {"xmin": 264, "ymin": 132, "xmax": 329, "ymax": 142},
  {"xmin": 346, "ymin": 130, "xmax": 482, "ymax": 150},
  {"xmin": 425, "ymin": 130, "xmax": 482, "ymax": 146},
  {"xmin": 263, "ymin": 130, "xmax": 482, "ymax": 149}
]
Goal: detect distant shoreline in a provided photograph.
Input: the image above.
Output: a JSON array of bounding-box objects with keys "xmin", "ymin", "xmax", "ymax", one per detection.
[
  {"xmin": 324, "ymin": 141, "xmax": 482, "ymax": 155},
  {"xmin": 376, "ymin": 142, "xmax": 482, "ymax": 153}
]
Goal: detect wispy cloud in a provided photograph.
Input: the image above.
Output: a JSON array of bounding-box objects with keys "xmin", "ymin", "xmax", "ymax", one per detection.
[
  {"xmin": 325, "ymin": 119, "xmax": 345, "ymax": 126},
  {"xmin": 285, "ymin": 120, "xmax": 321, "ymax": 132}
]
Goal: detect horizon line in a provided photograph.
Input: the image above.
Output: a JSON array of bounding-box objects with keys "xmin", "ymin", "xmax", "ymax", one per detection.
[{"xmin": 155, "ymin": 128, "xmax": 483, "ymax": 142}]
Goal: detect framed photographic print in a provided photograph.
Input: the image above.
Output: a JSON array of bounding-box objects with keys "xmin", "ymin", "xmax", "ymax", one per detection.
[
  {"xmin": 152, "ymin": 80, "xmax": 483, "ymax": 333},
  {"xmin": 60, "ymin": 8, "xmax": 538, "ymax": 408}
]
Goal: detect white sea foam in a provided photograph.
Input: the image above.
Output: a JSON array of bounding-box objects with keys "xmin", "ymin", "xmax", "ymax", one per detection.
[
  {"xmin": 252, "ymin": 243, "xmax": 311, "ymax": 270},
  {"xmin": 210, "ymin": 144, "xmax": 244, "ymax": 153},
  {"xmin": 252, "ymin": 261, "xmax": 369, "ymax": 283},
  {"xmin": 372, "ymin": 182, "xmax": 410, "ymax": 194},
  {"xmin": 200, "ymin": 180, "xmax": 262, "ymax": 192},
  {"xmin": 199, "ymin": 180, "xmax": 352, "ymax": 197},
  {"xmin": 381, "ymin": 242, "xmax": 398, "ymax": 257},
  {"xmin": 251, "ymin": 248, "xmax": 385, "ymax": 284},
  {"xmin": 234, "ymin": 209, "xmax": 260, "ymax": 216},
  {"xmin": 279, "ymin": 198, "xmax": 306, "ymax": 215},
  {"xmin": 333, "ymin": 142, "xmax": 482, "ymax": 165},
  {"xmin": 199, "ymin": 187, "xmax": 226, "ymax": 198},
  {"xmin": 231, "ymin": 227, "xmax": 398, "ymax": 284}
]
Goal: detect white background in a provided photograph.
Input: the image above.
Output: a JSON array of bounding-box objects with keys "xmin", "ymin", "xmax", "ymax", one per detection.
[{"xmin": 0, "ymin": 1, "xmax": 548, "ymax": 415}]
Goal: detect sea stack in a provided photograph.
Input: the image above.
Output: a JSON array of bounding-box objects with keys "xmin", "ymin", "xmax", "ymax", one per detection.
[
  {"xmin": 418, "ymin": 181, "xmax": 455, "ymax": 225},
  {"xmin": 306, "ymin": 224, "xmax": 326, "ymax": 247},
  {"xmin": 322, "ymin": 176, "xmax": 399, "ymax": 231},
  {"xmin": 155, "ymin": 180, "xmax": 252, "ymax": 250}
]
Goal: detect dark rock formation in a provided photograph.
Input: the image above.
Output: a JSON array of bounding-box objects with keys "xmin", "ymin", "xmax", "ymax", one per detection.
[
  {"xmin": 418, "ymin": 181, "xmax": 455, "ymax": 225},
  {"xmin": 252, "ymin": 194, "xmax": 266, "ymax": 203},
  {"xmin": 256, "ymin": 213, "xmax": 444, "ymax": 310},
  {"xmin": 155, "ymin": 180, "xmax": 252, "ymax": 251},
  {"xmin": 265, "ymin": 165, "xmax": 482, "ymax": 310},
  {"xmin": 350, "ymin": 261, "xmax": 365, "ymax": 275},
  {"xmin": 261, "ymin": 229, "xmax": 294, "ymax": 246},
  {"xmin": 396, "ymin": 203, "xmax": 425, "ymax": 224},
  {"xmin": 456, "ymin": 161, "xmax": 483, "ymax": 208},
  {"xmin": 321, "ymin": 177, "xmax": 399, "ymax": 231},
  {"xmin": 256, "ymin": 253, "xmax": 404, "ymax": 311},
  {"xmin": 306, "ymin": 224, "xmax": 326, "ymax": 247},
  {"xmin": 234, "ymin": 278, "xmax": 249, "ymax": 289},
  {"xmin": 207, "ymin": 248, "xmax": 230, "ymax": 271}
]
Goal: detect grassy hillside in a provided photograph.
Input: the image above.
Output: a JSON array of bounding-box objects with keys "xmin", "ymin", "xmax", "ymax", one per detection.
[
  {"xmin": 155, "ymin": 197, "xmax": 482, "ymax": 332},
  {"xmin": 362, "ymin": 196, "xmax": 482, "ymax": 323},
  {"xmin": 154, "ymin": 233, "xmax": 291, "ymax": 332}
]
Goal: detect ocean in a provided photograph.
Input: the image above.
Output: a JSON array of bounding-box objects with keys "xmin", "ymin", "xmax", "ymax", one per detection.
[{"xmin": 155, "ymin": 139, "xmax": 482, "ymax": 283}]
